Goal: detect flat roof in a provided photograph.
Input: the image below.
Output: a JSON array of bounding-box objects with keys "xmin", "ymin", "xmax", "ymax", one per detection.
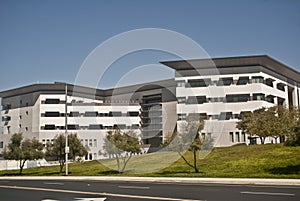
[
  {"xmin": 160, "ymin": 55, "xmax": 300, "ymax": 83},
  {"xmin": 0, "ymin": 79, "xmax": 175, "ymax": 99}
]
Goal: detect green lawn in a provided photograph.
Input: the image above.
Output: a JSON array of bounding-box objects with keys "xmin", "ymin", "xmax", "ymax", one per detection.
[{"xmin": 1, "ymin": 144, "xmax": 300, "ymax": 178}]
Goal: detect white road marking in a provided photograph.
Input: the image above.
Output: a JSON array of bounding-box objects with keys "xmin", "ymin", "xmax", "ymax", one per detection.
[
  {"xmin": 241, "ymin": 191, "xmax": 295, "ymax": 196},
  {"xmin": 43, "ymin": 182, "xmax": 64, "ymax": 185},
  {"xmin": 0, "ymin": 185, "xmax": 205, "ymax": 201},
  {"xmin": 41, "ymin": 198, "xmax": 106, "ymax": 201},
  {"xmin": 118, "ymin": 185, "xmax": 150, "ymax": 190}
]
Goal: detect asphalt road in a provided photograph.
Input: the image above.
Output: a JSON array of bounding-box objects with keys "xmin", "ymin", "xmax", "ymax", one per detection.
[{"xmin": 0, "ymin": 179, "xmax": 299, "ymax": 201}]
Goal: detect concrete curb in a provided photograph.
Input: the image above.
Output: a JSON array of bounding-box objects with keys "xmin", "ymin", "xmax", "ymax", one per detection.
[{"xmin": 1, "ymin": 176, "xmax": 300, "ymax": 186}]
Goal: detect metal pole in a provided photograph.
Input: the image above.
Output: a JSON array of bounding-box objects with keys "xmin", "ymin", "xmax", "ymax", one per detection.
[{"xmin": 65, "ymin": 83, "xmax": 68, "ymax": 176}]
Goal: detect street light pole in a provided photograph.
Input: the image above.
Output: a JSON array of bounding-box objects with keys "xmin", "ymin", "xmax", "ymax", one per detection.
[{"xmin": 65, "ymin": 83, "xmax": 69, "ymax": 176}]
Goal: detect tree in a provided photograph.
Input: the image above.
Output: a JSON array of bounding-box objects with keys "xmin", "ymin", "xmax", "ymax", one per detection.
[
  {"xmin": 46, "ymin": 133, "xmax": 88, "ymax": 173},
  {"xmin": 284, "ymin": 107, "xmax": 300, "ymax": 146},
  {"xmin": 103, "ymin": 129, "xmax": 141, "ymax": 173},
  {"xmin": 237, "ymin": 106, "xmax": 300, "ymax": 145},
  {"xmin": 3, "ymin": 133, "xmax": 44, "ymax": 175},
  {"xmin": 166, "ymin": 120, "xmax": 209, "ymax": 173}
]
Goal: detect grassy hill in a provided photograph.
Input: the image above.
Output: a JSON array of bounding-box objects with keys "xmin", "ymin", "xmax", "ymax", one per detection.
[{"xmin": 1, "ymin": 144, "xmax": 300, "ymax": 178}]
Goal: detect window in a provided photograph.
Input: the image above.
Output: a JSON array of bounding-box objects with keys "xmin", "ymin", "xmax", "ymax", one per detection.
[
  {"xmin": 217, "ymin": 78, "xmax": 233, "ymax": 86},
  {"xmin": 26, "ymin": 111, "xmax": 29, "ymax": 115},
  {"xmin": 229, "ymin": 132, "xmax": 234, "ymax": 142},
  {"xmin": 109, "ymin": 111, "xmax": 122, "ymax": 117},
  {"xmin": 7, "ymin": 126, "xmax": 11, "ymax": 134},
  {"xmin": 89, "ymin": 139, "xmax": 92, "ymax": 147},
  {"xmin": 4, "ymin": 116, "xmax": 11, "ymax": 121},
  {"xmin": 44, "ymin": 112, "xmax": 60, "ymax": 117},
  {"xmin": 187, "ymin": 96, "xmax": 207, "ymax": 104},
  {"xmin": 209, "ymin": 97, "xmax": 225, "ymax": 103},
  {"xmin": 237, "ymin": 77, "xmax": 249, "ymax": 85},
  {"xmin": 84, "ymin": 112, "xmax": 98, "ymax": 117},
  {"xmin": 149, "ymin": 110, "xmax": 162, "ymax": 117},
  {"xmin": 0, "ymin": 141, "xmax": 3, "ymax": 148},
  {"xmin": 226, "ymin": 94, "xmax": 250, "ymax": 103},
  {"xmin": 266, "ymin": 95, "xmax": 275, "ymax": 103},
  {"xmin": 85, "ymin": 139, "xmax": 88, "ymax": 147},
  {"xmin": 177, "ymin": 97, "xmax": 186, "ymax": 104},
  {"xmin": 252, "ymin": 76, "xmax": 264, "ymax": 83},
  {"xmin": 88, "ymin": 124, "xmax": 103, "ymax": 130},
  {"xmin": 241, "ymin": 132, "xmax": 246, "ymax": 142},
  {"xmin": 211, "ymin": 115, "xmax": 219, "ymax": 120},
  {"xmin": 67, "ymin": 124, "xmax": 79, "ymax": 130},
  {"xmin": 45, "ymin": 99, "xmax": 60, "ymax": 104},
  {"xmin": 178, "ymin": 114, "xmax": 187, "ymax": 121},
  {"xmin": 277, "ymin": 83, "xmax": 285, "ymax": 91},
  {"xmin": 3, "ymin": 104, "xmax": 11, "ymax": 110},
  {"xmin": 113, "ymin": 124, "xmax": 126, "ymax": 129},
  {"xmin": 187, "ymin": 79, "xmax": 210, "ymax": 87},
  {"xmin": 44, "ymin": 124, "xmax": 56, "ymax": 130},
  {"xmin": 188, "ymin": 113, "xmax": 201, "ymax": 121},
  {"xmin": 176, "ymin": 80, "xmax": 185, "ymax": 87},
  {"xmin": 69, "ymin": 111, "xmax": 80, "ymax": 117},
  {"xmin": 19, "ymin": 115, "xmax": 22, "ymax": 119},
  {"xmin": 253, "ymin": 93, "xmax": 265, "ymax": 101},
  {"xmin": 127, "ymin": 111, "xmax": 139, "ymax": 116},
  {"xmin": 265, "ymin": 78, "xmax": 274, "ymax": 87},
  {"xmin": 25, "ymin": 127, "xmax": 28, "ymax": 131},
  {"xmin": 219, "ymin": 112, "xmax": 232, "ymax": 120},
  {"xmin": 130, "ymin": 124, "xmax": 139, "ymax": 129},
  {"xmin": 235, "ymin": 132, "xmax": 240, "ymax": 142},
  {"xmin": 94, "ymin": 139, "xmax": 97, "ymax": 147},
  {"xmin": 19, "ymin": 124, "xmax": 22, "ymax": 128}
]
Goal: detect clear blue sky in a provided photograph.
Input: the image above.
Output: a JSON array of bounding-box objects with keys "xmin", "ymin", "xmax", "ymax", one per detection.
[{"xmin": 0, "ymin": 0, "xmax": 300, "ymax": 91}]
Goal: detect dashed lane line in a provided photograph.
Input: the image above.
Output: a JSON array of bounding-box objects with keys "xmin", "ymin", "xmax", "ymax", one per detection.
[
  {"xmin": 241, "ymin": 191, "xmax": 295, "ymax": 196},
  {"xmin": 0, "ymin": 185, "xmax": 205, "ymax": 201},
  {"xmin": 118, "ymin": 185, "xmax": 150, "ymax": 190}
]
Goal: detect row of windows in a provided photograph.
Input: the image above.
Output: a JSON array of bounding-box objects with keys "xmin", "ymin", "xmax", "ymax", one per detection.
[
  {"xmin": 41, "ymin": 124, "xmax": 140, "ymax": 130},
  {"xmin": 141, "ymin": 124, "xmax": 162, "ymax": 131},
  {"xmin": 176, "ymin": 76, "xmax": 286, "ymax": 91},
  {"xmin": 81, "ymin": 138, "xmax": 97, "ymax": 148},
  {"xmin": 178, "ymin": 112, "xmax": 251, "ymax": 121},
  {"xmin": 41, "ymin": 111, "xmax": 139, "ymax": 117},
  {"xmin": 229, "ymin": 131, "xmax": 246, "ymax": 143},
  {"xmin": 140, "ymin": 110, "xmax": 163, "ymax": 118},
  {"xmin": 42, "ymin": 98, "xmax": 140, "ymax": 105},
  {"xmin": 177, "ymin": 93, "xmax": 280, "ymax": 104},
  {"xmin": 41, "ymin": 138, "xmax": 98, "ymax": 148}
]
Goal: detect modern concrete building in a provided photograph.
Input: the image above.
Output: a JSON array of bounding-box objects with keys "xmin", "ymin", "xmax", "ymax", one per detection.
[{"xmin": 1, "ymin": 55, "xmax": 300, "ymax": 159}]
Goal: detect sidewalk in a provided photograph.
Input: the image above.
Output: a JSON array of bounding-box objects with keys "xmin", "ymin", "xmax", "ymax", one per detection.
[{"xmin": 1, "ymin": 176, "xmax": 300, "ymax": 186}]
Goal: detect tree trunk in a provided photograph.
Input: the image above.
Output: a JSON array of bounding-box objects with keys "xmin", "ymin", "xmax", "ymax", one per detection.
[
  {"xmin": 116, "ymin": 155, "xmax": 120, "ymax": 172},
  {"xmin": 193, "ymin": 150, "xmax": 199, "ymax": 173},
  {"xmin": 59, "ymin": 160, "xmax": 65, "ymax": 173},
  {"xmin": 178, "ymin": 152, "xmax": 194, "ymax": 170},
  {"xmin": 121, "ymin": 153, "xmax": 132, "ymax": 173},
  {"xmin": 19, "ymin": 160, "xmax": 26, "ymax": 175}
]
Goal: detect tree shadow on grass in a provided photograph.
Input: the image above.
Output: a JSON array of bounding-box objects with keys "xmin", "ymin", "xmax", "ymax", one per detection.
[{"xmin": 268, "ymin": 165, "xmax": 300, "ymax": 175}]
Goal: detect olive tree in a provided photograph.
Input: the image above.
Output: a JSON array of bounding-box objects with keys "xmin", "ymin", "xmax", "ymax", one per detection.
[
  {"xmin": 103, "ymin": 129, "xmax": 141, "ymax": 173},
  {"xmin": 3, "ymin": 133, "xmax": 44, "ymax": 175},
  {"xmin": 46, "ymin": 133, "xmax": 87, "ymax": 173}
]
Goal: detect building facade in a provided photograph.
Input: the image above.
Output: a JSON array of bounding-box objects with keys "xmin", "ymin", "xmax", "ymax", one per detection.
[{"xmin": 1, "ymin": 55, "xmax": 300, "ymax": 159}]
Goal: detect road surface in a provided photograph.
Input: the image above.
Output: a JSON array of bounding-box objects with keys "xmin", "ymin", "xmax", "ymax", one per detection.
[{"xmin": 0, "ymin": 179, "xmax": 299, "ymax": 201}]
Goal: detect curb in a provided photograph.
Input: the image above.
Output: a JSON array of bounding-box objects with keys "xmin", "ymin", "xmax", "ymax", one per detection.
[{"xmin": 1, "ymin": 176, "xmax": 300, "ymax": 186}]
